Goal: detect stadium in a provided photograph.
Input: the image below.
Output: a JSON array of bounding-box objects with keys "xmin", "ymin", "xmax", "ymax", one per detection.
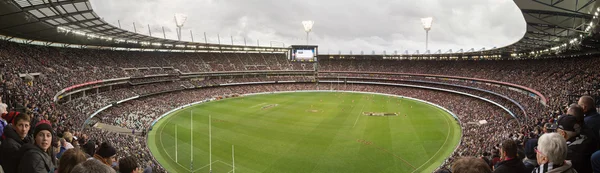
[{"xmin": 0, "ymin": 0, "xmax": 599, "ymax": 173}]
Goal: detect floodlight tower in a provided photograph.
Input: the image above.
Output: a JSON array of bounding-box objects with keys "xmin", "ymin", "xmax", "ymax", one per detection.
[
  {"xmin": 421, "ymin": 17, "xmax": 433, "ymax": 53},
  {"xmin": 302, "ymin": 20, "xmax": 314, "ymax": 45},
  {"xmin": 174, "ymin": 13, "xmax": 188, "ymax": 41}
]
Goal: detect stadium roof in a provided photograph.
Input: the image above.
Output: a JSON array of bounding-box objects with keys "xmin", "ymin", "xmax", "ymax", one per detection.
[
  {"xmin": 0, "ymin": 0, "xmax": 287, "ymax": 52},
  {"xmin": 0, "ymin": 0, "xmax": 598, "ymax": 57}
]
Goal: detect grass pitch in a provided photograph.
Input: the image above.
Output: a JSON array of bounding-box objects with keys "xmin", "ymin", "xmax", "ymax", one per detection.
[{"xmin": 147, "ymin": 92, "xmax": 461, "ymax": 173}]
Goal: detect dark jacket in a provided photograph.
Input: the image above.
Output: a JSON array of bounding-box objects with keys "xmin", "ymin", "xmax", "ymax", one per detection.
[
  {"xmin": 17, "ymin": 143, "xmax": 55, "ymax": 173},
  {"xmin": 584, "ymin": 109, "xmax": 600, "ymax": 145},
  {"xmin": 493, "ymin": 158, "xmax": 528, "ymax": 173},
  {"xmin": 524, "ymin": 158, "xmax": 538, "ymax": 173},
  {"xmin": 566, "ymin": 134, "xmax": 594, "ymax": 173},
  {"xmin": 0, "ymin": 125, "xmax": 31, "ymax": 173}
]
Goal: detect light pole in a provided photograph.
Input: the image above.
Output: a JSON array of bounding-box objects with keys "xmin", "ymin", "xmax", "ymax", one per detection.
[
  {"xmin": 174, "ymin": 13, "xmax": 188, "ymax": 41},
  {"xmin": 421, "ymin": 17, "xmax": 433, "ymax": 53},
  {"xmin": 302, "ymin": 20, "xmax": 314, "ymax": 45}
]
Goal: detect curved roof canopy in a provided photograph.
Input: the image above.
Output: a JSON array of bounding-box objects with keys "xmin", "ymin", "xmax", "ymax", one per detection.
[
  {"xmin": 0, "ymin": 0, "xmax": 287, "ymax": 52},
  {"xmin": 0, "ymin": 0, "xmax": 598, "ymax": 57}
]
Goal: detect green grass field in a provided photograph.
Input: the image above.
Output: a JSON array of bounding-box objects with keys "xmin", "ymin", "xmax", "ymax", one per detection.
[{"xmin": 147, "ymin": 92, "xmax": 461, "ymax": 173}]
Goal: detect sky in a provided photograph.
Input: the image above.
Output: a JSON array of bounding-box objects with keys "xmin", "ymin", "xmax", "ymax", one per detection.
[{"xmin": 90, "ymin": 0, "xmax": 526, "ymax": 54}]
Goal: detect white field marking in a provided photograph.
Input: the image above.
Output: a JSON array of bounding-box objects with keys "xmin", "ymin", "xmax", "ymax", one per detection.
[
  {"xmin": 353, "ymin": 104, "xmax": 366, "ymax": 128},
  {"xmin": 411, "ymin": 110, "xmax": 452, "ymax": 172},
  {"xmin": 232, "ymin": 145, "xmax": 235, "ymax": 173},
  {"xmin": 159, "ymin": 117, "xmax": 192, "ymax": 172},
  {"xmin": 219, "ymin": 160, "xmax": 234, "ymax": 167},
  {"xmin": 193, "ymin": 160, "xmax": 220, "ymax": 172},
  {"xmin": 249, "ymin": 102, "xmax": 268, "ymax": 108}
]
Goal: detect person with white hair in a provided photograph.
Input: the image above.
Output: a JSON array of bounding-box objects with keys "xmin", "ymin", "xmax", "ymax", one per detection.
[{"xmin": 534, "ymin": 133, "xmax": 577, "ymax": 173}]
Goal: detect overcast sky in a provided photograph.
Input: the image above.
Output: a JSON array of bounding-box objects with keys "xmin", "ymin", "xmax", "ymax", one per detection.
[{"xmin": 90, "ymin": 0, "xmax": 525, "ymax": 54}]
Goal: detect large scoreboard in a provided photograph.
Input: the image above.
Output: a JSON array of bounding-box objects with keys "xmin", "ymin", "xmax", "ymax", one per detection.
[{"xmin": 289, "ymin": 45, "xmax": 318, "ymax": 62}]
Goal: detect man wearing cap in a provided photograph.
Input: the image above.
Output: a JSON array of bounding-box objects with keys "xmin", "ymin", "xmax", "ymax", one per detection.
[
  {"xmin": 18, "ymin": 120, "xmax": 55, "ymax": 173},
  {"xmin": 523, "ymin": 139, "xmax": 539, "ymax": 173},
  {"xmin": 93, "ymin": 142, "xmax": 118, "ymax": 170},
  {"xmin": 557, "ymin": 115, "xmax": 594, "ymax": 173}
]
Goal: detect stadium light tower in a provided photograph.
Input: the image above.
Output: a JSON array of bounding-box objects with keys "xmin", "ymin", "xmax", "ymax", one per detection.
[
  {"xmin": 421, "ymin": 17, "xmax": 433, "ymax": 52},
  {"xmin": 174, "ymin": 13, "xmax": 188, "ymax": 41},
  {"xmin": 302, "ymin": 20, "xmax": 314, "ymax": 45}
]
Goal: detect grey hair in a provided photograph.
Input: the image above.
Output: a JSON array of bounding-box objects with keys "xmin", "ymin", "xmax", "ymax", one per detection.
[
  {"xmin": 70, "ymin": 159, "xmax": 116, "ymax": 173},
  {"xmin": 538, "ymin": 133, "xmax": 568, "ymax": 163}
]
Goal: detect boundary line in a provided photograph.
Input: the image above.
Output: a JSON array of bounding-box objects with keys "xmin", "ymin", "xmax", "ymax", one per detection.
[
  {"xmin": 411, "ymin": 109, "xmax": 453, "ymax": 172},
  {"xmin": 151, "ymin": 90, "xmax": 463, "ymax": 172},
  {"xmin": 159, "ymin": 116, "xmax": 192, "ymax": 172}
]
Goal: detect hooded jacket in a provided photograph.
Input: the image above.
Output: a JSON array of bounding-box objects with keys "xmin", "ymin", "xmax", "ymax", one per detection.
[
  {"xmin": 17, "ymin": 143, "xmax": 55, "ymax": 173},
  {"xmin": 0, "ymin": 125, "xmax": 31, "ymax": 173}
]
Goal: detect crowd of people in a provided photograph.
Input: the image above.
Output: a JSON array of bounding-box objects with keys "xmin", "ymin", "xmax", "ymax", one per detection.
[{"xmin": 1, "ymin": 39, "xmax": 599, "ymax": 173}]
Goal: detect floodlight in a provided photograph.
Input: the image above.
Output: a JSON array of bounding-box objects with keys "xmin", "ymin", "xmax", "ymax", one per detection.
[
  {"xmin": 174, "ymin": 13, "xmax": 188, "ymax": 41},
  {"xmin": 421, "ymin": 17, "xmax": 433, "ymax": 30},
  {"xmin": 302, "ymin": 20, "xmax": 314, "ymax": 45},
  {"xmin": 420, "ymin": 17, "xmax": 433, "ymax": 52},
  {"xmin": 302, "ymin": 20, "xmax": 314, "ymax": 32},
  {"xmin": 174, "ymin": 13, "xmax": 188, "ymax": 27}
]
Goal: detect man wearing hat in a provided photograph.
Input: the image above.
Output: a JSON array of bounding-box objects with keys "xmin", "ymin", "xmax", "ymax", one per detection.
[
  {"xmin": 93, "ymin": 142, "xmax": 117, "ymax": 170},
  {"xmin": 18, "ymin": 120, "xmax": 55, "ymax": 173},
  {"xmin": 557, "ymin": 115, "xmax": 594, "ymax": 173}
]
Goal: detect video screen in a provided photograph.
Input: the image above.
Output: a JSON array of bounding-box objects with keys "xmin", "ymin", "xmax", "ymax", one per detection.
[
  {"xmin": 295, "ymin": 49, "xmax": 314, "ymax": 60},
  {"xmin": 289, "ymin": 45, "xmax": 318, "ymax": 61}
]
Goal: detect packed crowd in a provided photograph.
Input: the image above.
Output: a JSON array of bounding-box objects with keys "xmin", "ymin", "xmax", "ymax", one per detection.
[
  {"xmin": 1, "ymin": 39, "xmax": 599, "ymax": 173},
  {"xmin": 319, "ymin": 57, "xmax": 600, "ymax": 112}
]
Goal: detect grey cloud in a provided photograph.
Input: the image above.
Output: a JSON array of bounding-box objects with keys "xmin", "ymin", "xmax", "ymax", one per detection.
[{"xmin": 89, "ymin": 0, "xmax": 525, "ymax": 53}]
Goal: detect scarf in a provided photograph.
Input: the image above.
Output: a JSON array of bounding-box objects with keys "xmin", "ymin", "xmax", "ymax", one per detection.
[
  {"xmin": 533, "ymin": 162, "xmax": 563, "ymax": 173},
  {"xmin": 93, "ymin": 154, "xmax": 110, "ymax": 166}
]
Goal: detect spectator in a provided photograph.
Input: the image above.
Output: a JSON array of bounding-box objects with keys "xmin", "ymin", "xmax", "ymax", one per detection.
[
  {"xmin": 580, "ymin": 96, "xmax": 600, "ymax": 143},
  {"xmin": 557, "ymin": 115, "xmax": 593, "ymax": 173},
  {"xmin": 591, "ymin": 150, "xmax": 600, "ymax": 173},
  {"xmin": 534, "ymin": 133, "xmax": 577, "ymax": 173},
  {"xmin": 493, "ymin": 139, "xmax": 527, "ymax": 173},
  {"xmin": 70, "ymin": 159, "xmax": 116, "ymax": 173},
  {"xmin": 567, "ymin": 104, "xmax": 585, "ymax": 125},
  {"xmin": 0, "ymin": 112, "xmax": 31, "ymax": 173},
  {"xmin": 56, "ymin": 148, "xmax": 86, "ymax": 173},
  {"xmin": 93, "ymin": 142, "xmax": 117, "ymax": 169},
  {"xmin": 62, "ymin": 132, "xmax": 74, "ymax": 149},
  {"xmin": 0, "ymin": 103, "xmax": 7, "ymax": 136},
  {"xmin": 18, "ymin": 120, "xmax": 55, "ymax": 173},
  {"xmin": 119, "ymin": 156, "xmax": 142, "ymax": 173},
  {"xmin": 452, "ymin": 157, "xmax": 492, "ymax": 173},
  {"xmin": 56, "ymin": 138, "xmax": 67, "ymax": 159},
  {"xmin": 434, "ymin": 168, "xmax": 451, "ymax": 173},
  {"xmin": 523, "ymin": 139, "xmax": 539, "ymax": 172}
]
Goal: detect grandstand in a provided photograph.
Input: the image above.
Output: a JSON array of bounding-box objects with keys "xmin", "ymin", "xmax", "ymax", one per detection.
[{"xmin": 0, "ymin": 0, "xmax": 600, "ymax": 172}]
